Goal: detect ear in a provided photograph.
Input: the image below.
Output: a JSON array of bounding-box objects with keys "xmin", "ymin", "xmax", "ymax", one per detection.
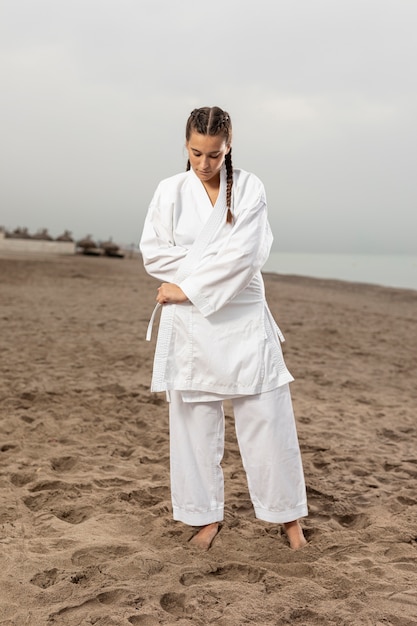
[{"xmin": 225, "ymin": 144, "xmax": 231, "ymax": 155}]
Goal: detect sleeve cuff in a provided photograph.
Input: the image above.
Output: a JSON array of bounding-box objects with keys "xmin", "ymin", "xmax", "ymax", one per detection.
[{"xmin": 179, "ymin": 277, "xmax": 214, "ymax": 317}]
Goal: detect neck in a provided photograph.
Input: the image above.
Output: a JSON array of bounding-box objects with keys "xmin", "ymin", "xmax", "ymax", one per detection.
[{"xmin": 202, "ymin": 174, "xmax": 221, "ymax": 206}]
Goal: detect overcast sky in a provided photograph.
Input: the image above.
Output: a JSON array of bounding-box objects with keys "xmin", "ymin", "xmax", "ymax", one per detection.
[{"xmin": 1, "ymin": 0, "xmax": 416, "ymax": 253}]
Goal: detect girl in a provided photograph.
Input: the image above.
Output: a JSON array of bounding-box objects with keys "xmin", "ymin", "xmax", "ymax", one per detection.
[{"xmin": 140, "ymin": 106, "xmax": 308, "ymax": 550}]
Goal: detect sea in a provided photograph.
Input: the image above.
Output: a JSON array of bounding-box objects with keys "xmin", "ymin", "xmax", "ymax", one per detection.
[{"xmin": 262, "ymin": 252, "xmax": 417, "ymax": 292}]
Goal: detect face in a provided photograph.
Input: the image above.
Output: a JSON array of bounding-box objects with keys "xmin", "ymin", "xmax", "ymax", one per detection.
[{"xmin": 186, "ymin": 131, "xmax": 230, "ymax": 185}]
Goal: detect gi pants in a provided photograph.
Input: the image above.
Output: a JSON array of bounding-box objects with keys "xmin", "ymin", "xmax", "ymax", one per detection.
[{"xmin": 168, "ymin": 384, "xmax": 308, "ymax": 526}]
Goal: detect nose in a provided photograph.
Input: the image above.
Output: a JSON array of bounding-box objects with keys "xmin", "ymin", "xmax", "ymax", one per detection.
[{"xmin": 200, "ymin": 156, "xmax": 210, "ymax": 170}]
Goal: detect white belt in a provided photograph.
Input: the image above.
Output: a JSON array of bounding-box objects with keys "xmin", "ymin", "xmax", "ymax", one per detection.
[{"xmin": 146, "ymin": 303, "xmax": 161, "ymax": 341}]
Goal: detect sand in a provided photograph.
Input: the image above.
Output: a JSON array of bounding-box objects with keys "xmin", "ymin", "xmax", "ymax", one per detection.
[{"xmin": 0, "ymin": 253, "xmax": 416, "ymax": 626}]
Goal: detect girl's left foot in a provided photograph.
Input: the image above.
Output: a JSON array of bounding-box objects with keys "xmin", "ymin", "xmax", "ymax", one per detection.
[
  {"xmin": 283, "ymin": 520, "xmax": 308, "ymax": 550},
  {"xmin": 189, "ymin": 522, "xmax": 220, "ymax": 550}
]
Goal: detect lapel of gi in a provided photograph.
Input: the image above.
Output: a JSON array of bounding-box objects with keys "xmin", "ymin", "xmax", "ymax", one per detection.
[{"xmin": 146, "ymin": 168, "xmax": 227, "ymax": 342}]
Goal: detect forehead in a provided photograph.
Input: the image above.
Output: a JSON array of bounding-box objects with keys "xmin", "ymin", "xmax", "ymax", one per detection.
[{"xmin": 187, "ymin": 131, "xmax": 228, "ymax": 152}]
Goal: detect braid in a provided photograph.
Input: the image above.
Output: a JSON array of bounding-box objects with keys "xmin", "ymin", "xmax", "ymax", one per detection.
[
  {"xmin": 186, "ymin": 106, "xmax": 233, "ymax": 223},
  {"xmin": 225, "ymin": 150, "xmax": 233, "ymax": 224}
]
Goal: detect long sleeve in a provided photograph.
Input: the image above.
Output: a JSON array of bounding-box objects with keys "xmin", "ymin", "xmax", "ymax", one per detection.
[
  {"xmin": 140, "ymin": 184, "xmax": 188, "ymax": 282},
  {"xmin": 179, "ymin": 194, "xmax": 273, "ymax": 317},
  {"xmin": 143, "ymin": 169, "xmax": 292, "ymax": 396}
]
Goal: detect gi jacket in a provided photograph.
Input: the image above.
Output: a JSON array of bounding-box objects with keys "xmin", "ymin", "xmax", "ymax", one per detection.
[{"xmin": 140, "ymin": 165, "xmax": 294, "ymax": 397}]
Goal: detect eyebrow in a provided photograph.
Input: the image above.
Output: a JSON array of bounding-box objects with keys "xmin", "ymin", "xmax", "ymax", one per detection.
[{"xmin": 191, "ymin": 147, "xmax": 221, "ymax": 155}]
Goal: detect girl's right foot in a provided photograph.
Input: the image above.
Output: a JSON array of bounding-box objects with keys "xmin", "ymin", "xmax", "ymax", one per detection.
[{"xmin": 189, "ymin": 522, "xmax": 220, "ymax": 550}]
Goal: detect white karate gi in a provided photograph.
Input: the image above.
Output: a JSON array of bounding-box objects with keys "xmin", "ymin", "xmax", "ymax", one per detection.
[{"xmin": 140, "ymin": 165, "xmax": 307, "ymax": 525}]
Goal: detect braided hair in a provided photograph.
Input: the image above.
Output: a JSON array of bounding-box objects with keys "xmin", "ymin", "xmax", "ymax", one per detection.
[{"xmin": 185, "ymin": 106, "xmax": 234, "ymax": 224}]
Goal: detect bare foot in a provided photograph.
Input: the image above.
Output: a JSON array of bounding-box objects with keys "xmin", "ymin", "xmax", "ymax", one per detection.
[
  {"xmin": 283, "ymin": 520, "xmax": 308, "ymax": 550},
  {"xmin": 189, "ymin": 522, "xmax": 220, "ymax": 550}
]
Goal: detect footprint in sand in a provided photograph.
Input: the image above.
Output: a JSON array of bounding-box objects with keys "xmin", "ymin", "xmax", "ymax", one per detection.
[
  {"xmin": 180, "ymin": 562, "xmax": 266, "ymax": 586},
  {"xmin": 23, "ymin": 492, "xmax": 94, "ymax": 524},
  {"xmin": 334, "ymin": 512, "xmax": 370, "ymax": 529},
  {"xmin": 20, "ymin": 414, "xmax": 35, "ymax": 424},
  {"xmin": 159, "ymin": 592, "xmax": 189, "ymax": 617},
  {"xmin": 30, "ymin": 568, "xmax": 59, "ymax": 588},
  {"xmin": 389, "ymin": 557, "xmax": 417, "ymax": 574},
  {"xmin": 128, "ymin": 615, "xmax": 160, "ymax": 625},
  {"xmin": 280, "ymin": 606, "xmax": 322, "ymax": 624},
  {"xmin": 50, "ymin": 456, "xmax": 78, "ymax": 472},
  {"xmin": 0, "ymin": 443, "xmax": 18, "ymax": 453},
  {"xmin": 273, "ymin": 562, "xmax": 315, "ymax": 578},
  {"xmin": 306, "ymin": 485, "xmax": 335, "ymax": 502},
  {"xmin": 396, "ymin": 495, "xmax": 417, "ymax": 505},
  {"xmin": 119, "ymin": 486, "xmax": 169, "ymax": 508},
  {"xmin": 23, "ymin": 479, "xmax": 94, "ymax": 524},
  {"xmin": 94, "ymin": 477, "xmax": 133, "ymax": 487},
  {"xmin": 28, "ymin": 479, "xmax": 80, "ymax": 493},
  {"xmin": 96, "ymin": 589, "xmax": 144, "ymax": 607},
  {"xmin": 48, "ymin": 588, "xmax": 144, "ymax": 623},
  {"xmin": 71, "ymin": 544, "xmax": 133, "ymax": 566},
  {"xmin": 9, "ymin": 472, "xmax": 35, "ymax": 487},
  {"xmin": 312, "ymin": 458, "xmax": 331, "ymax": 470}
]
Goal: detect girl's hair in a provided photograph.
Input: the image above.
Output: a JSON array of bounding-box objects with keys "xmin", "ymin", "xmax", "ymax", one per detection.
[{"xmin": 185, "ymin": 106, "xmax": 233, "ymax": 224}]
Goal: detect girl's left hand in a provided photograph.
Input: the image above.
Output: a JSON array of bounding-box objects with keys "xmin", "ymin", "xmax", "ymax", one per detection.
[{"xmin": 156, "ymin": 283, "xmax": 188, "ymax": 304}]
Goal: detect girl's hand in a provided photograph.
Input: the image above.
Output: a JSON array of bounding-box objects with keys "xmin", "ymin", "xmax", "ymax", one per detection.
[{"xmin": 156, "ymin": 283, "xmax": 188, "ymax": 304}]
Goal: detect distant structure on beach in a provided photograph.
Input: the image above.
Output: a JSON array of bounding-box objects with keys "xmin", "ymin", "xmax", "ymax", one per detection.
[
  {"xmin": 0, "ymin": 226, "xmax": 128, "ymax": 258},
  {"xmin": 56, "ymin": 230, "xmax": 75, "ymax": 242},
  {"xmin": 0, "ymin": 226, "xmax": 75, "ymax": 255},
  {"xmin": 76, "ymin": 236, "xmax": 125, "ymax": 258}
]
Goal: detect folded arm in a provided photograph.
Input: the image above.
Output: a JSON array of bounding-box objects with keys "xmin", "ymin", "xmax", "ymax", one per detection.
[{"xmin": 178, "ymin": 198, "xmax": 272, "ymax": 316}]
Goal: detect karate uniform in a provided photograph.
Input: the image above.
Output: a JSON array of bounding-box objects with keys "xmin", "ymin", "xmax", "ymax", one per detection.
[{"xmin": 140, "ymin": 165, "xmax": 307, "ymax": 525}]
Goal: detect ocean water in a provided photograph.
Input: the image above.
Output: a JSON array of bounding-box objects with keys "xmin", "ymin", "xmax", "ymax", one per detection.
[{"xmin": 263, "ymin": 252, "xmax": 417, "ymax": 291}]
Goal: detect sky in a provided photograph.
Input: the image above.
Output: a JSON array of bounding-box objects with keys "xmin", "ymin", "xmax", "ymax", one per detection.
[{"xmin": 0, "ymin": 0, "xmax": 416, "ymax": 254}]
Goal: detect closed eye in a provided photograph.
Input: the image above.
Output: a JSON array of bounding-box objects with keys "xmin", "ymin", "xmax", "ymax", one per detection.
[{"xmin": 191, "ymin": 150, "xmax": 221, "ymax": 158}]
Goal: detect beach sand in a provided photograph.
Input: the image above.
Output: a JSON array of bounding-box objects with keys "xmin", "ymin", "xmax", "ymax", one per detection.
[{"xmin": 0, "ymin": 253, "xmax": 416, "ymax": 625}]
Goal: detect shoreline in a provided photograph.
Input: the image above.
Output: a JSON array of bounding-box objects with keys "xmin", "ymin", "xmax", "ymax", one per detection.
[
  {"xmin": 263, "ymin": 250, "xmax": 417, "ymax": 293},
  {"xmin": 2, "ymin": 246, "xmax": 417, "ymax": 292},
  {"xmin": 2, "ymin": 246, "xmax": 416, "ymax": 292}
]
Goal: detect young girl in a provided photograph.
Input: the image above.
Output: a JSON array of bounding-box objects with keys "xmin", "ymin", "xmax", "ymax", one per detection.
[{"xmin": 140, "ymin": 106, "xmax": 308, "ymax": 550}]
